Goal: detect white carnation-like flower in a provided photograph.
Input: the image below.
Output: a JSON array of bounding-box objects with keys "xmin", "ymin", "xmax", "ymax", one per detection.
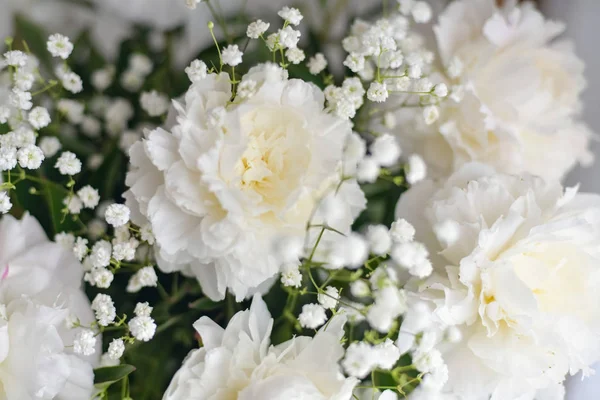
[
  {"xmin": 395, "ymin": 163, "xmax": 600, "ymax": 399},
  {"xmin": 163, "ymin": 295, "xmax": 357, "ymax": 400},
  {"xmin": 0, "ymin": 214, "xmax": 98, "ymax": 399},
  {"xmin": 125, "ymin": 64, "xmax": 365, "ymax": 301},
  {"xmin": 393, "ymin": 0, "xmax": 593, "ymax": 182}
]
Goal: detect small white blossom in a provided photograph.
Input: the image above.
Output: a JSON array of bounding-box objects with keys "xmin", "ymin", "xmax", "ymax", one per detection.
[
  {"xmin": 73, "ymin": 237, "xmax": 89, "ymax": 261},
  {"xmin": 105, "ymin": 204, "xmax": 130, "ymax": 227},
  {"xmin": 91, "ymin": 66, "xmax": 115, "ymax": 91},
  {"xmin": 38, "ymin": 136, "xmax": 61, "ymax": 158},
  {"xmin": 247, "ymin": 20, "xmax": 270, "ymax": 39},
  {"xmin": 129, "ymin": 54, "xmax": 153, "ymax": 76},
  {"xmin": 73, "ymin": 329, "xmax": 97, "ymax": 356},
  {"xmin": 47, "ymin": 33, "xmax": 73, "ymax": 59},
  {"xmin": 92, "ymin": 267, "xmax": 114, "ymax": 289},
  {"xmin": 285, "ymin": 48, "xmax": 305, "ymax": 64},
  {"xmin": 0, "ymin": 192, "xmax": 11, "ymax": 214},
  {"xmin": 407, "ymin": 64, "xmax": 422, "ymax": 79},
  {"xmin": 317, "ymin": 286, "xmax": 339, "ymax": 309},
  {"xmin": 344, "ymin": 53, "xmax": 365, "ymax": 73},
  {"xmin": 367, "ymin": 82, "xmax": 388, "ymax": 102},
  {"xmin": 91, "ymin": 293, "xmax": 116, "ymax": 326},
  {"xmin": 0, "ymin": 146, "xmax": 17, "ymax": 171},
  {"xmin": 63, "ymin": 195, "xmax": 83, "ymax": 214},
  {"xmin": 278, "ymin": 26, "xmax": 301, "ymax": 49},
  {"xmin": 356, "ymin": 157, "xmax": 380, "ymax": 183},
  {"xmin": 411, "ymin": 1, "xmax": 432, "ymax": 23},
  {"xmin": 17, "ymin": 145, "xmax": 44, "ymax": 169},
  {"xmin": 120, "ymin": 70, "xmax": 144, "ymax": 92},
  {"xmin": 55, "ymin": 151, "xmax": 81, "ymax": 175},
  {"xmin": 112, "ymin": 240, "xmax": 137, "ymax": 261},
  {"xmin": 134, "ymin": 302, "xmax": 153, "ymax": 317},
  {"xmin": 140, "ymin": 223, "xmax": 155, "ymax": 245},
  {"xmin": 108, "ymin": 339, "xmax": 125, "ymax": 360},
  {"xmin": 236, "ymin": 79, "xmax": 257, "ymax": 99},
  {"xmin": 298, "ymin": 303, "xmax": 327, "ymax": 329},
  {"xmin": 343, "ymin": 341, "xmax": 376, "ymax": 378},
  {"xmin": 280, "ymin": 264, "xmax": 302, "ymax": 288},
  {"xmin": 61, "ymin": 71, "xmax": 83, "ymax": 93},
  {"xmin": 366, "ymin": 225, "xmax": 392, "ymax": 255},
  {"xmin": 57, "ymin": 99, "xmax": 84, "ymax": 124},
  {"xmin": 129, "ymin": 315, "xmax": 156, "ymax": 341},
  {"xmin": 278, "ymin": 6, "xmax": 303, "ymax": 25},
  {"xmin": 10, "ymin": 89, "xmax": 32, "ymax": 110},
  {"xmin": 77, "ymin": 185, "xmax": 100, "ymax": 209},
  {"xmin": 28, "ymin": 107, "xmax": 51, "ymax": 129},
  {"xmin": 307, "ymin": 53, "xmax": 327, "ymax": 75},
  {"xmin": 350, "ymin": 280, "xmax": 370, "ymax": 298},
  {"xmin": 406, "ymin": 154, "xmax": 427, "ymax": 184},
  {"xmin": 390, "ymin": 219, "xmax": 415, "ymax": 243},
  {"xmin": 371, "ymin": 134, "xmax": 401, "ymax": 167},
  {"xmin": 88, "ymin": 219, "xmax": 107, "ymax": 240},
  {"xmin": 184, "ymin": 0, "xmax": 200, "ymax": 9},
  {"xmin": 140, "ymin": 90, "xmax": 170, "ymax": 117},
  {"xmin": 433, "ymin": 83, "xmax": 448, "ymax": 98},
  {"xmin": 14, "ymin": 70, "xmax": 34, "ymax": 91},
  {"xmin": 82, "ymin": 116, "xmax": 101, "ymax": 137},
  {"xmin": 413, "ymin": 348, "xmax": 444, "ymax": 373},
  {"xmin": 185, "ymin": 59, "xmax": 207, "ymax": 82},
  {"xmin": 222, "ymin": 45, "xmax": 243, "ymax": 67},
  {"xmin": 55, "ymin": 232, "xmax": 75, "ymax": 249},
  {"xmin": 90, "ymin": 240, "xmax": 112, "ymax": 269},
  {"xmin": 3, "ymin": 51, "xmax": 27, "ymax": 67},
  {"xmin": 423, "ymin": 105, "xmax": 439, "ymax": 125}
]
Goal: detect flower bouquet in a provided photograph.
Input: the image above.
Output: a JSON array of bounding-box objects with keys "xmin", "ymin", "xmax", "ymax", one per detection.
[{"xmin": 0, "ymin": 0, "xmax": 597, "ymax": 399}]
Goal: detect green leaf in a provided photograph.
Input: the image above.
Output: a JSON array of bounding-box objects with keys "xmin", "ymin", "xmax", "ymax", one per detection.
[
  {"xmin": 188, "ymin": 297, "xmax": 221, "ymax": 311},
  {"xmin": 94, "ymin": 365, "xmax": 136, "ymax": 386}
]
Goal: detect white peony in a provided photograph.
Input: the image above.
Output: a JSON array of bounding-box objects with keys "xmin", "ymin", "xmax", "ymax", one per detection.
[
  {"xmin": 0, "ymin": 214, "xmax": 98, "ymax": 399},
  {"xmin": 393, "ymin": 0, "xmax": 593, "ymax": 182},
  {"xmin": 163, "ymin": 294, "xmax": 357, "ymax": 400},
  {"xmin": 125, "ymin": 63, "xmax": 365, "ymax": 301},
  {"xmin": 396, "ymin": 163, "xmax": 600, "ymax": 399}
]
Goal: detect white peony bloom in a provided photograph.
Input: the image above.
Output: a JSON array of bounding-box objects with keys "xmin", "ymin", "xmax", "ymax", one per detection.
[
  {"xmin": 392, "ymin": 0, "xmax": 593, "ymax": 182},
  {"xmin": 395, "ymin": 163, "xmax": 600, "ymax": 399},
  {"xmin": 0, "ymin": 214, "xmax": 98, "ymax": 399},
  {"xmin": 163, "ymin": 295, "xmax": 357, "ymax": 400},
  {"xmin": 125, "ymin": 64, "xmax": 365, "ymax": 301}
]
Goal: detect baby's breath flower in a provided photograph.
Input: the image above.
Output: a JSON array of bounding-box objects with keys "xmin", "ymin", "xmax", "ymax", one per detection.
[
  {"xmin": 129, "ymin": 54, "xmax": 153, "ymax": 76},
  {"xmin": 55, "ymin": 232, "xmax": 75, "ymax": 249},
  {"xmin": 108, "ymin": 339, "xmax": 125, "ymax": 360},
  {"xmin": 307, "ymin": 53, "xmax": 327, "ymax": 75},
  {"xmin": 298, "ymin": 303, "xmax": 327, "ymax": 329},
  {"xmin": 140, "ymin": 90, "xmax": 170, "ymax": 117},
  {"xmin": 47, "ymin": 33, "xmax": 74, "ymax": 59},
  {"xmin": 0, "ymin": 192, "xmax": 11, "ymax": 214},
  {"xmin": 60, "ymin": 71, "xmax": 83, "ymax": 94},
  {"xmin": 247, "ymin": 20, "xmax": 270, "ymax": 39},
  {"xmin": 10, "ymin": 89, "xmax": 32, "ymax": 110},
  {"xmin": 317, "ymin": 286, "xmax": 340, "ymax": 309},
  {"xmin": 184, "ymin": 0, "xmax": 200, "ymax": 9},
  {"xmin": 278, "ymin": 6, "xmax": 303, "ymax": 26},
  {"xmin": 91, "ymin": 65, "xmax": 116, "ymax": 91},
  {"xmin": 367, "ymin": 82, "xmax": 389, "ymax": 102},
  {"xmin": 406, "ymin": 154, "xmax": 427, "ymax": 184},
  {"xmin": 77, "ymin": 185, "xmax": 100, "ymax": 209},
  {"xmin": 285, "ymin": 48, "xmax": 305, "ymax": 64},
  {"xmin": 278, "ymin": 26, "xmax": 300, "ymax": 49},
  {"xmin": 105, "ymin": 204, "xmax": 130, "ymax": 227},
  {"xmin": 73, "ymin": 237, "xmax": 88, "ymax": 261},
  {"xmin": 423, "ymin": 105, "xmax": 439, "ymax": 125},
  {"xmin": 0, "ymin": 146, "xmax": 17, "ymax": 171},
  {"xmin": 38, "ymin": 136, "xmax": 61, "ymax": 158},
  {"xmin": 140, "ymin": 223, "xmax": 155, "ymax": 244},
  {"xmin": 185, "ymin": 59, "xmax": 207, "ymax": 82},
  {"xmin": 91, "ymin": 294, "xmax": 116, "ymax": 326},
  {"xmin": 17, "ymin": 145, "xmax": 44, "ymax": 169},
  {"xmin": 28, "ymin": 107, "xmax": 51, "ymax": 130},
  {"xmin": 129, "ymin": 315, "xmax": 156, "ymax": 342},
  {"xmin": 55, "ymin": 151, "xmax": 82, "ymax": 175},
  {"xmin": 73, "ymin": 329, "xmax": 97, "ymax": 356},
  {"xmin": 3, "ymin": 50, "xmax": 27, "ymax": 67},
  {"xmin": 63, "ymin": 195, "xmax": 83, "ymax": 214},
  {"xmin": 221, "ymin": 45, "xmax": 243, "ymax": 67}
]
